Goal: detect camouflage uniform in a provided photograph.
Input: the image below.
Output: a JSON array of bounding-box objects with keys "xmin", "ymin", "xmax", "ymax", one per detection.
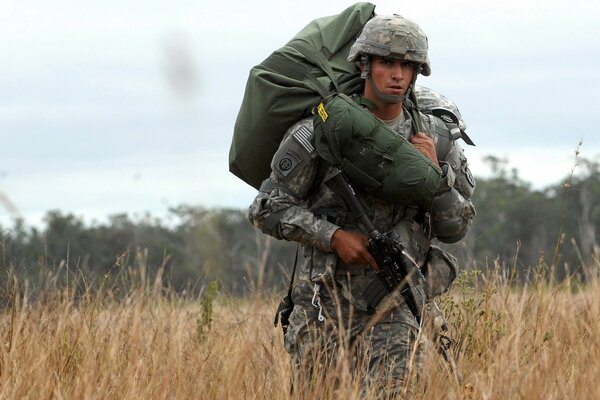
[{"xmin": 248, "ymin": 14, "xmax": 476, "ymax": 396}]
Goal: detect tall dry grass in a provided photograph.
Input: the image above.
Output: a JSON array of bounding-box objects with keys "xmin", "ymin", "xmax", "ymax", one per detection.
[{"xmin": 1, "ymin": 260, "xmax": 599, "ymax": 399}]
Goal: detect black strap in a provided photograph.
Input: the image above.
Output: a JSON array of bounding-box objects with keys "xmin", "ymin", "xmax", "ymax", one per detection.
[
  {"xmin": 288, "ymin": 244, "xmax": 299, "ymax": 296},
  {"xmin": 429, "ymin": 108, "xmax": 476, "ymax": 146},
  {"xmin": 273, "ymin": 244, "xmax": 300, "ymax": 329}
]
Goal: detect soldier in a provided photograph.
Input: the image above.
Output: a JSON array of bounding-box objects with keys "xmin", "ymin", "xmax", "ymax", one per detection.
[{"xmin": 249, "ymin": 14, "xmax": 475, "ymax": 396}]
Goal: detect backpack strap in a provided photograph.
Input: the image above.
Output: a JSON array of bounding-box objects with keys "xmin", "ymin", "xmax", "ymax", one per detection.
[
  {"xmin": 262, "ymin": 51, "xmax": 331, "ymax": 99},
  {"xmin": 273, "ymin": 244, "xmax": 300, "ymax": 334},
  {"xmin": 290, "ymin": 42, "xmax": 341, "ymax": 93},
  {"xmin": 404, "ymin": 89, "xmax": 427, "ymax": 135}
]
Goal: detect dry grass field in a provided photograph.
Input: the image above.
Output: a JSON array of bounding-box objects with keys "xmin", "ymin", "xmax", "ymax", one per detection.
[{"xmin": 0, "ymin": 263, "xmax": 599, "ymax": 399}]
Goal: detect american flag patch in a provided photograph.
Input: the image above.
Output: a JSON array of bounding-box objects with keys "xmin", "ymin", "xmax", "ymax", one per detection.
[{"xmin": 293, "ymin": 125, "xmax": 315, "ymax": 154}]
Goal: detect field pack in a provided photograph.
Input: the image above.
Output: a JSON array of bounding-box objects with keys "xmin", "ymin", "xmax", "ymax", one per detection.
[
  {"xmin": 314, "ymin": 93, "xmax": 443, "ymax": 205},
  {"xmin": 230, "ymin": 2, "xmax": 376, "ymax": 189},
  {"xmin": 229, "ymin": 2, "xmax": 471, "ymax": 192}
]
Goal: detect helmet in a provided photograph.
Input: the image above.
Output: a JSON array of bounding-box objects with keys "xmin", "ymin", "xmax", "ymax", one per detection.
[
  {"xmin": 348, "ymin": 15, "xmax": 431, "ymax": 76},
  {"xmin": 415, "ymin": 85, "xmax": 467, "ymax": 131}
]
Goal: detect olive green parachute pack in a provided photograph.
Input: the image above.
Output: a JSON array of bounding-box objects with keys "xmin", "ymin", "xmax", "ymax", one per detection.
[
  {"xmin": 314, "ymin": 93, "xmax": 442, "ymax": 205},
  {"xmin": 229, "ymin": 2, "xmax": 470, "ymax": 205},
  {"xmin": 230, "ymin": 2, "xmax": 376, "ymax": 189}
]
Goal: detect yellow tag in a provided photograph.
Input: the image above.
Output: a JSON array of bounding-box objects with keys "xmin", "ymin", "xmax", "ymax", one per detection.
[{"xmin": 317, "ymin": 103, "xmax": 328, "ymax": 122}]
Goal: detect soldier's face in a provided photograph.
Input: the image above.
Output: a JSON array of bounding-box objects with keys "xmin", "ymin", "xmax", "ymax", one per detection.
[{"xmin": 368, "ymin": 56, "xmax": 415, "ymax": 98}]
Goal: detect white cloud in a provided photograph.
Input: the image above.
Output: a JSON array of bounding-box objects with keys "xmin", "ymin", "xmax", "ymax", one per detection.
[
  {"xmin": 0, "ymin": 149, "xmax": 257, "ymax": 227},
  {"xmin": 469, "ymin": 144, "xmax": 589, "ymax": 189},
  {"xmin": 1, "ymin": 0, "xmax": 599, "ymax": 227}
]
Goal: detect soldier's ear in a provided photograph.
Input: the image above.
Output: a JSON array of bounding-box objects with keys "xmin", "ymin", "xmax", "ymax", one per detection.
[{"xmin": 358, "ymin": 54, "xmax": 370, "ymax": 72}]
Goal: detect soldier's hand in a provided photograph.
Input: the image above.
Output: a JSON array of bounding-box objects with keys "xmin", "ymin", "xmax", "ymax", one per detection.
[
  {"xmin": 410, "ymin": 132, "xmax": 439, "ymax": 166},
  {"xmin": 330, "ymin": 229, "xmax": 379, "ymax": 271}
]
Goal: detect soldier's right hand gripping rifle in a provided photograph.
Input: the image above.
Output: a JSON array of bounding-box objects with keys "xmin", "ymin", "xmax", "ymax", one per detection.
[{"xmin": 325, "ymin": 169, "xmax": 462, "ymax": 385}]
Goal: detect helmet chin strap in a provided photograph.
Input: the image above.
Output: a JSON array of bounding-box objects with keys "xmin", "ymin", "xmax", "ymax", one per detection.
[
  {"xmin": 367, "ymin": 74, "xmax": 405, "ymax": 104},
  {"xmin": 360, "ymin": 55, "xmax": 426, "ymax": 134},
  {"xmin": 361, "ymin": 55, "xmax": 422, "ymax": 105}
]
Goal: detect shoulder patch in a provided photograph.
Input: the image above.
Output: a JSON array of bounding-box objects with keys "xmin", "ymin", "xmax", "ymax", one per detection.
[
  {"xmin": 465, "ymin": 166, "xmax": 476, "ymax": 187},
  {"xmin": 293, "ymin": 125, "xmax": 315, "ymax": 154},
  {"xmin": 271, "ymin": 120, "xmax": 315, "ymax": 180},
  {"xmin": 274, "ymin": 149, "xmax": 302, "ymax": 177}
]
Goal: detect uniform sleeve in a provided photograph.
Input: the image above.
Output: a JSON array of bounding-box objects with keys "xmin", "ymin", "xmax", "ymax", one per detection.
[
  {"xmin": 430, "ymin": 141, "xmax": 476, "ymax": 243},
  {"xmin": 248, "ymin": 119, "xmax": 340, "ymax": 252}
]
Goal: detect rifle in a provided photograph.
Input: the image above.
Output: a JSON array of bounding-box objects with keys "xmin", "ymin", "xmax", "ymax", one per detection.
[
  {"xmin": 325, "ymin": 169, "xmax": 462, "ymax": 385},
  {"xmin": 324, "ymin": 170, "xmax": 427, "ymax": 316}
]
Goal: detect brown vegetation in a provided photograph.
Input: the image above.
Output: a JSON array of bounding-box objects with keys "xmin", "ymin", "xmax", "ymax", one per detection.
[{"xmin": 1, "ymin": 261, "xmax": 599, "ymax": 400}]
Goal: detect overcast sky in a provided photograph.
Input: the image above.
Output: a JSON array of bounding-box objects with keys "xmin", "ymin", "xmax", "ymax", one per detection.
[{"xmin": 1, "ymin": 0, "xmax": 599, "ymax": 227}]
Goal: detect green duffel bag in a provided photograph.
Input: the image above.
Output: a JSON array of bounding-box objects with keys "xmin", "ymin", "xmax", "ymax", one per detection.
[
  {"xmin": 314, "ymin": 93, "xmax": 443, "ymax": 205},
  {"xmin": 229, "ymin": 3, "xmax": 376, "ymax": 189}
]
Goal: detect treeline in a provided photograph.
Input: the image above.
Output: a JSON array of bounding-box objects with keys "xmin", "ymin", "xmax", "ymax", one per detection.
[
  {"xmin": 1, "ymin": 156, "xmax": 599, "ymax": 296},
  {"xmin": 464, "ymin": 156, "xmax": 600, "ymax": 280}
]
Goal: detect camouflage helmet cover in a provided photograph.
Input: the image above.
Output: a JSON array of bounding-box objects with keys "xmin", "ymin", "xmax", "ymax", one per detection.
[
  {"xmin": 415, "ymin": 85, "xmax": 467, "ymax": 131},
  {"xmin": 348, "ymin": 14, "xmax": 431, "ymax": 76}
]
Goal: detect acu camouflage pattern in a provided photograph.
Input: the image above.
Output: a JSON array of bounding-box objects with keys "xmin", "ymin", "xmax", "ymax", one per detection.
[
  {"xmin": 415, "ymin": 85, "xmax": 476, "ymax": 242},
  {"xmin": 415, "ymin": 85, "xmax": 467, "ymax": 131},
  {"xmin": 285, "ymin": 278, "xmax": 422, "ymax": 396},
  {"xmin": 429, "ymin": 121, "xmax": 476, "ymax": 242},
  {"xmin": 431, "ymin": 185, "xmax": 475, "ymax": 243},
  {"xmin": 248, "ymin": 104, "xmax": 475, "ymax": 390},
  {"xmin": 347, "ymin": 15, "xmax": 431, "ymax": 76}
]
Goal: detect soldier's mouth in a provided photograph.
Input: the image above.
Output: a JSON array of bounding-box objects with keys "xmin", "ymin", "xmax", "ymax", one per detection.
[{"xmin": 387, "ymin": 86, "xmax": 405, "ymax": 94}]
